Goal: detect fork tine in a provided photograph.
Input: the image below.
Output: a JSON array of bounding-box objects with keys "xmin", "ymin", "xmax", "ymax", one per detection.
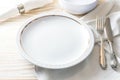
[
  {"xmin": 99, "ymin": 17, "xmax": 101, "ymax": 30},
  {"xmin": 101, "ymin": 17, "xmax": 102, "ymax": 30},
  {"xmin": 96, "ymin": 17, "xmax": 104, "ymax": 31},
  {"xmin": 98, "ymin": 17, "xmax": 104, "ymax": 31},
  {"xmin": 96, "ymin": 16, "xmax": 106, "ymax": 36},
  {"xmin": 102, "ymin": 17, "xmax": 105, "ymax": 30},
  {"xmin": 100, "ymin": 17, "xmax": 102, "ymax": 30},
  {"xmin": 96, "ymin": 17, "xmax": 98, "ymax": 30},
  {"xmin": 98, "ymin": 17, "xmax": 100, "ymax": 30},
  {"xmin": 101, "ymin": 17, "xmax": 104, "ymax": 30},
  {"xmin": 96, "ymin": 17, "xmax": 99, "ymax": 30}
]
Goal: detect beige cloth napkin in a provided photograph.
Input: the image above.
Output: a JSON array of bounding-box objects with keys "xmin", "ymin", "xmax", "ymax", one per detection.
[
  {"xmin": 84, "ymin": 12, "xmax": 120, "ymax": 56},
  {"xmin": 77, "ymin": 1, "xmax": 120, "ymax": 72},
  {"xmin": 79, "ymin": 0, "xmax": 120, "ymax": 71},
  {"xmin": 79, "ymin": 0, "xmax": 120, "ymax": 55}
]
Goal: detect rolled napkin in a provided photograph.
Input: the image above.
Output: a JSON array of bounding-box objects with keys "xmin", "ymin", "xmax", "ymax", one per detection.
[{"xmin": 0, "ymin": 0, "xmax": 53, "ymax": 22}]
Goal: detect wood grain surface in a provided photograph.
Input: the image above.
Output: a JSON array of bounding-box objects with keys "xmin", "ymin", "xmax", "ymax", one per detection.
[{"xmin": 0, "ymin": 0, "xmax": 62, "ymax": 79}]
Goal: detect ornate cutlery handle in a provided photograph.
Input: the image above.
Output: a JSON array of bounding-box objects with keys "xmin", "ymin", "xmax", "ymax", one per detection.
[
  {"xmin": 110, "ymin": 53, "xmax": 118, "ymax": 69},
  {"xmin": 109, "ymin": 41, "xmax": 118, "ymax": 69},
  {"xmin": 99, "ymin": 37, "xmax": 107, "ymax": 70}
]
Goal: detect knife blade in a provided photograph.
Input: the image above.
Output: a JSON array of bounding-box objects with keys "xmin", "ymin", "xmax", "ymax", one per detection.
[
  {"xmin": 105, "ymin": 18, "xmax": 114, "ymax": 42},
  {"xmin": 105, "ymin": 17, "xmax": 118, "ymax": 69}
]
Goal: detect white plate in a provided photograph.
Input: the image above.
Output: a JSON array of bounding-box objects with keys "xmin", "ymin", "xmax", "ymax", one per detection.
[{"xmin": 17, "ymin": 13, "xmax": 94, "ymax": 69}]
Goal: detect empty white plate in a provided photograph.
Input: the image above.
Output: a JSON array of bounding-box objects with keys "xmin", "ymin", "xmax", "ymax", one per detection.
[{"xmin": 17, "ymin": 13, "xmax": 94, "ymax": 69}]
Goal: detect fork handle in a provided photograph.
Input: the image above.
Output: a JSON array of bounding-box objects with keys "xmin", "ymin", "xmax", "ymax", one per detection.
[{"xmin": 99, "ymin": 37, "xmax": 107, "ymax": 70}]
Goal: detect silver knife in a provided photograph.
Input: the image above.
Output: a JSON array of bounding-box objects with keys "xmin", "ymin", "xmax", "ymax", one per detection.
[{"xmin": 105, "ymin": 17, "xmax": 118, "ymax": 69}]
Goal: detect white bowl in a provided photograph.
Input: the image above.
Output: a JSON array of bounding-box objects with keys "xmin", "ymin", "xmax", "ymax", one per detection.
[
  {"xmin": 59, "ymin": 0, "xmax": 98, "ymax": 15},
  {"xmin": 17, "ymin": 13, "xmax": 94, "ymax": 69}
]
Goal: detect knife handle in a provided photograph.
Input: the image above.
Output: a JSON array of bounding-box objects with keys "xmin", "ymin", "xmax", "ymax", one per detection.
[
  {"xmin": 99, "ymin": 38, "xmax": 107, "ymax": 70},
  {"xmin": 109, "ymin": 41, "xmax": 118, "ymax": 69},
  {"xmin": 110, "ymin": 53, "xmax": 118, "ymax": 69}
]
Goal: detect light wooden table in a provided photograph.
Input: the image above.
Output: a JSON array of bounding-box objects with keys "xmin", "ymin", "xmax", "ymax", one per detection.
[
  {"xmin": 0, "ymin": 0, "xmax": 120, "ymax": 80},
  {"xmin": 0, "ymin": 0, "xmax": 56, "ymax": 80}
]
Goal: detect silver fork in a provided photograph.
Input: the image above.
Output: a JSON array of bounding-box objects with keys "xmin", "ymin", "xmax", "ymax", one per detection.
[{"xmin": 96, "ymin": 17, "xmax": 107, "ymax": 70}]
